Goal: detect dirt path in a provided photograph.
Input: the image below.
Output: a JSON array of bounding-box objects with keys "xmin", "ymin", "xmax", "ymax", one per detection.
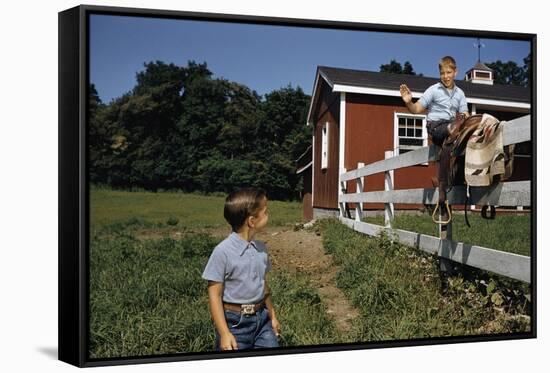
[
  {"xmin": 136, "ymin": 224, "xmax": 359, "ymax": 331},
  {"xmin": 256, "ymin": 227, "xmax": 359, "ymax": 333}
]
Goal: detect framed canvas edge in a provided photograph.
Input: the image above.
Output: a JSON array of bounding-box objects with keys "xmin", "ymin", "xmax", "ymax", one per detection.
[{"xmin": 58, "ymin": 3, "xmax": 538, "ymax": 368}]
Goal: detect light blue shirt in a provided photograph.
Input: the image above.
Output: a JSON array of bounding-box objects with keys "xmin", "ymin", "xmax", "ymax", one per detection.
[
  {"xmin": 202, "ymin": 232, "xmax": 271, "ymax": 304},
  {"xmin": 419, "ymin": 82, "xmax": 468, "ymax": 122}
]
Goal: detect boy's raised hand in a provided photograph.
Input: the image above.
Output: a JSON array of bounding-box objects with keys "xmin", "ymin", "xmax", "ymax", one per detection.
[{"xmin": 400, "ymin": 84, "xmax": 412, "ymax": 104}]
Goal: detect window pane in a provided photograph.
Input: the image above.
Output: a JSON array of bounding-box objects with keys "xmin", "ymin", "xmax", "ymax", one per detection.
[
  {"xmin": 400, "ymin": 138, "xmax": 423, "ymax": 146},
  {"xmin": 407, "ymin": 128, "xmax": 414, "ymax": 137},
  {"xmin": 399, "ymin": 117, "xmax": 405, "ymax": 125},
  {"xmin": 399, "ymin": 128, "xmax": 405, "ymax": 136},
  {"xmin": 415, "ymin": 128, "xmax": 422, "ymax": 137}
]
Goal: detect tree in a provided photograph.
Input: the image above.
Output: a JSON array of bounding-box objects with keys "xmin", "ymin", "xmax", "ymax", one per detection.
[
  {"xmin": 486, "ymin": 56, "xmax": 529, "ymax": 87},
  {"xmin": 403, "ymin": 61, "xmax": 416, "ymax": 75},
  {"xmin": 89, "ymin": 60, "xmax": 312, "ymax": 200},
  {"xmin": 523, "ymin": 53, "xmax": 531, "ymax": 87},
  {"xmin": 380, "ymin": 59, "xmax": 403, "ymax": 74},
  {"xmin": 258, "ymin": 85, "xmax": 311, "ymax": 200},
  {"xmin": 379, "ymin": 60, "xmax": 417, "ymax": 75}
]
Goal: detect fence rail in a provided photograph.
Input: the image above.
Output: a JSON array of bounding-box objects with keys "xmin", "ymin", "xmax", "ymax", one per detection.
[
  {"xmin": 340, "ymin": 114, "xmax": 530, "ymax": 182},
  {"xmin": 338, "ymin": 115, "xmax": 532, "ymax": 283},
  {"xmin": 339, "ymin": 180, "xmax": 530, "ymax": 206}
]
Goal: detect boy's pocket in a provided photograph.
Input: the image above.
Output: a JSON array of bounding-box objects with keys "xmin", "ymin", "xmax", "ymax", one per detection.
[{"xmin": 225, "ymin": 310, "xmax": 244, "ymax": 328}]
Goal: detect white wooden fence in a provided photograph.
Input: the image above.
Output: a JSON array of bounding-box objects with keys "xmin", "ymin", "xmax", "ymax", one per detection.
[{"xmin": 338, "ymin": 115, "xmax": 532, "ymax": 283}]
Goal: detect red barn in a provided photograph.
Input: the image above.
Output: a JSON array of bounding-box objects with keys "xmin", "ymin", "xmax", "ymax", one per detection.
[{"xmin": 298, "ymin": 64, "xmax": 531, "ymax": 220}]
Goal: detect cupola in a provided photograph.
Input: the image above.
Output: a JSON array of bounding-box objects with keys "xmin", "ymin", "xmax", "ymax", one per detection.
[{"xmin": 464, "ymin": 61, "xmax": 494, "ymax": 85}]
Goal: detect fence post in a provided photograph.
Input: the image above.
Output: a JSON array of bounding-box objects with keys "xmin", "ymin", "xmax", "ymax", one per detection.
[
  {"xmin": 384, "ymin": 151, "xmax": 395, "ymax": 228},
  {"xmin": 339, "ymin": 168, "xmax": 347, "ymax": 218},
  {"xmin": 355, "ymin": 162, "xmax": 364, "ymax": 222},
  {"xmin": 439, "ymin": 188, "xmax": 455, "ymax": 277}
]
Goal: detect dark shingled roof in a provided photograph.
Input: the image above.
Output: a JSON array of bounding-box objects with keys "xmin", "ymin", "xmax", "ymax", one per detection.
[
  {"xmin": 317, "ymin": 66, "xmax": 530, "ymax": 103},
  {"xmin": 469, "ymin": 61, "xmax": 493, "ymax": 72}
]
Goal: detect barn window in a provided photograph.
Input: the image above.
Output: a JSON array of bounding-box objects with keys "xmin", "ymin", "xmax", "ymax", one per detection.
[
  {"xmin": 394, "ymin": 113, "xmax": 427, "ymax": 156},
  {"xmin": 475, "ymin": 71, "xmax": 492, "ymax": 79},
  {"xmin": 321, "ymin": 122, "xmax": 329, "ymax": 169}
]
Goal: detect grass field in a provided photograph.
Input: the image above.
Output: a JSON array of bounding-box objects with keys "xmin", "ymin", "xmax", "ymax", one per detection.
[
  {"xmin": 91, "ymin": 186, "xmax": 303, "ymax": 230},
  {"xmin": 363, "ymin": 213, "xmax": 531, "ymax": 256},
  {"xmin": 319, "ymin": 219, "xmax": 531, "ymax": 340},
  {"xmin": 89, "ymin": 188, "xmax": 532, "ymax": 358},
  {"xmin": 89, "ymin": 188, "xmax": 332, "ymax": 358},
  {"xmin": 90, "ymin": 222, "xmax": 341, "ymax": 357}
]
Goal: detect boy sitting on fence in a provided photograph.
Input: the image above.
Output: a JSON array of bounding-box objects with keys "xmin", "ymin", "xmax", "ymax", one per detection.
[
  {"xmin": 400, "ymin": 56, "xmax": 470, "ymax": 281},
  {"xmin": 399, "ymin": 55, "xmax": 470, "ymax": 216},
  {"xmin": 202, "ymin": 187, "xmax": 281, "ymax": 350}
]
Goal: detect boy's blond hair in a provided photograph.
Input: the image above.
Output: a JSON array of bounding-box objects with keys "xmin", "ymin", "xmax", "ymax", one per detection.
[{"xmin": 439, "ymin": 56, "xmax": 457, "ymax": 71}]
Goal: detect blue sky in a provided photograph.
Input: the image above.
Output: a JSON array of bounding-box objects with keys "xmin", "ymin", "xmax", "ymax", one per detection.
[{"xmin": 90, "ymin": 14, "xmax": 531, "ymax": 104}]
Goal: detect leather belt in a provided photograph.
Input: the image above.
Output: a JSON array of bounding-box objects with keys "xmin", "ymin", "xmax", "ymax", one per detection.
[{"xmin": 223, "ymin": 300, "xmax": 266, "ymax": 315}]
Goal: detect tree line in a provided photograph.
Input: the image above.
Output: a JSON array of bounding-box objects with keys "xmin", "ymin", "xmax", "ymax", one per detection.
[
  {"xmin": 89, "ymin": 56, "xmax": 530, "ymax": 200},
  {"xmin": 379, "ymin": 56, "xmax": 531, "ymax": 87},
  {"xmin": 89, "ymin": 61, "xmax": 312, "ymax": 201}
]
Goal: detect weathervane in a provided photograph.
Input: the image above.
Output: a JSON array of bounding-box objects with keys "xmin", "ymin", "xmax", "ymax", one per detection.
[{"xmin": 473, "ymin": 38, "xmax": 485, "ymax": 62}]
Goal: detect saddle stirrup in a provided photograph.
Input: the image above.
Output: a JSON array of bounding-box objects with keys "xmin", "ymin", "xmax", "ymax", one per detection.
[{"xmin": 432, "ymin": 200, "xmax": 452, "ymax": 225}]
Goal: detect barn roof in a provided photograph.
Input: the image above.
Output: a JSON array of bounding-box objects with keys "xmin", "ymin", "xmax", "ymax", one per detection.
[
  {"xmin": 317, "ymin": 65, "xmax": 529, "ymax": 103},
  {"xmin": 468, "ymin": 61, "xmax": 493, "ymax": 72},
  {"xmin": 307, "ymin": 65, "xmax": 531, "ymax": 126}
]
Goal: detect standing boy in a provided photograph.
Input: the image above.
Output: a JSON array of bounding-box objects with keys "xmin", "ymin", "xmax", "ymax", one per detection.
[{"xmin": 202, "ymin": 188, "xmax": 281, "ymax": 350}]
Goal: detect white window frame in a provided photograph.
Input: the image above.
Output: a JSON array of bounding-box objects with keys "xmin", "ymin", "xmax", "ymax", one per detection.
[
  {"xmin": 321, "ymin": 121, "xmax": 329, "ymax": 170},
  {"xmin": 474, "ymin": 70, "xmax": 492, "ymax": 80},
  {"xmin": 393, "ymin": 112, "xmax": 428, "ymax": 163}
]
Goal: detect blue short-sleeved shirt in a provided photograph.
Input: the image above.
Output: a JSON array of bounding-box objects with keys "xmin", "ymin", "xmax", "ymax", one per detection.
[
  {"xmin": 419, "ymin": 82, "xmax": 468, "ymax": 122},
  {"xmin": 202, "ymin": 232, "xmax": 271, "ymax": 304}
]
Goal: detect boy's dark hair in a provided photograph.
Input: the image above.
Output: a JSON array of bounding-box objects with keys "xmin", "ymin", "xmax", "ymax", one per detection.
[{"xmin": 224, "ymin": 188, "xmax": 267, "ymax": 232}]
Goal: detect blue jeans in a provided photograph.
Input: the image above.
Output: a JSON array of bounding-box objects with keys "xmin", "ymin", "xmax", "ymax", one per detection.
[{"xmin": 215, "ymin": 308, "xmax": 279, "ymax": 350}]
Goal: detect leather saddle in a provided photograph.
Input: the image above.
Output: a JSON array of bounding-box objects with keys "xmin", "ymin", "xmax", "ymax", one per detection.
[{"xmin": 432, "ymin": 114, "xmax": 483, "ymax": 225}]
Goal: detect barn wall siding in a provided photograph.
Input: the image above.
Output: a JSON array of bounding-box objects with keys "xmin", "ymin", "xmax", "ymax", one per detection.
[
  {"xmin": 311, "ymin": 87, "xmax": 530, "ymax": 211},
  {"xmin": 312, "ymin": 80, "xmax": 341, "ymax": 209},
  {"xmin": 344, "ymin": 93, "xmax": 436, "ymax": 210}
]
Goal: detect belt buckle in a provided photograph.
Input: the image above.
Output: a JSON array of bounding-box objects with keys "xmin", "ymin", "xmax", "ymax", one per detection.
[{"xmin": 241, "ymin": 304, "xmax": 255, "ymax": 315}]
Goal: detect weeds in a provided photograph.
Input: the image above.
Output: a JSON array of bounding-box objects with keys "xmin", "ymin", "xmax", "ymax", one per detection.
[{"xmin": 319, "ymin": 219, "xmax": 531, "ymax": 341}]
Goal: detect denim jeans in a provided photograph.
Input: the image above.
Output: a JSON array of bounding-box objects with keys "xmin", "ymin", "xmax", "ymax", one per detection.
[
  {"xmin": 215, "ymin": 307, "xmax": 279, "ymax": 350},
  {"xmin": 427, "ymin": 120, "xmax": 451, "ymax": 147}
]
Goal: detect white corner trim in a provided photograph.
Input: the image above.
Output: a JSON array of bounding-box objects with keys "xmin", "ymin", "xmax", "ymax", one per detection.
[
  {"xmin": 339, "ymin": 92, "xmax": 347, "ymax": 215},
  {"xmin": 306, "ymin": 72, "xmax": 321, "ymax": 126},
  {"xmin": 339, "ymin": 92, "xmax": 346, "ymax": 178},
  {"xmin": 312, "ymin": 128, "xmax": 315, "ymax": 206}
]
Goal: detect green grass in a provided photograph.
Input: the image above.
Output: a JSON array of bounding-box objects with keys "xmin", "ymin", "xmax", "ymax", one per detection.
[
  {"xmin": 89, "ymin": 229, "xmax": 217, "ymax": 357},
  {"xmin": 319, "ymin": 219, "xmax": 531, "ymax": 341},
  {"xmin": 89, "ymin": 188, "xmax": 531, "ymax": 357},
  {"xmin": 363, "ymin": 213, "xmax": 531, "ymax": 256},
  {"xmin": 89, "ymin": 189, "xmax": 334, "ymax": 358},
  {"xmin": 268, "ymin": 271, "xmax": 342, "ymax": 346},
  {"xmin": 90, "ymin": 187, "xmax": 303, "ymax": 229}
]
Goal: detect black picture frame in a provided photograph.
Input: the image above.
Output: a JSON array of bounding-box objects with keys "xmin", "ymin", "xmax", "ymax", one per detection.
[{"xmin": 58, "ymin": 4, "xmax": 537, "ymax": 368}]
